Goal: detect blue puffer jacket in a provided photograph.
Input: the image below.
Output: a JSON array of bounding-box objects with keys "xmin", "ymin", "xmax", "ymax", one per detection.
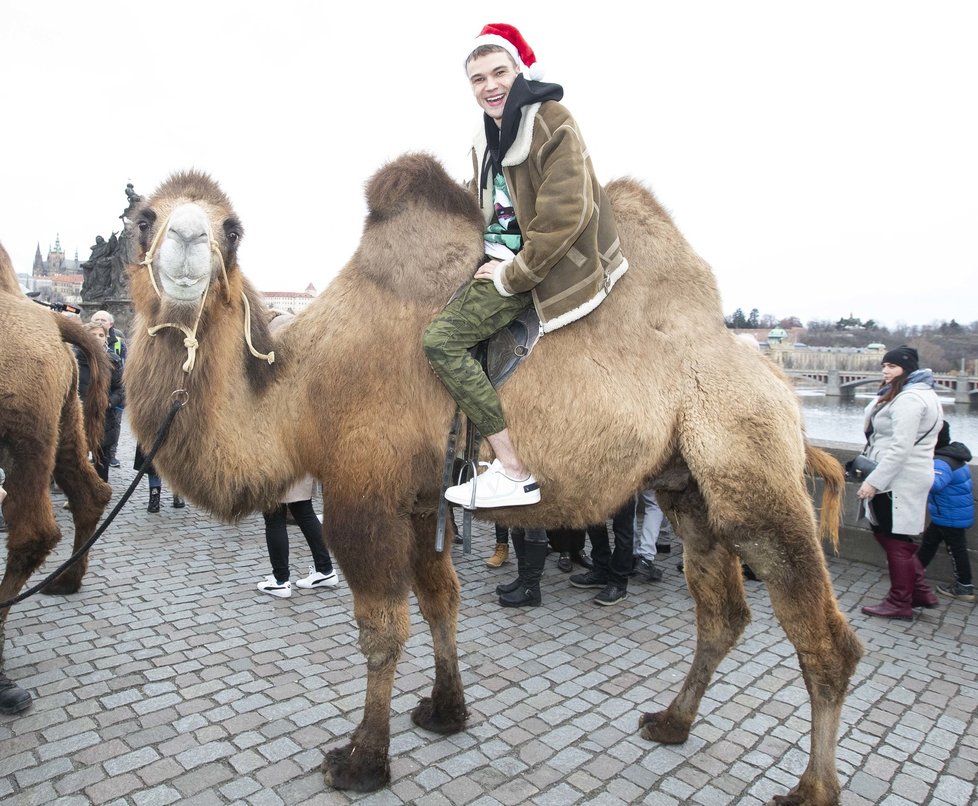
[{"xmin": 928, "ymin": 441, "xmax": 974, "ymax": 528}]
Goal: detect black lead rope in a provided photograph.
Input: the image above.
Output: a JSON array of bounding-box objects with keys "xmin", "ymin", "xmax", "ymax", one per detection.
[{"xmin": 0, "ymin": 395, "xmax": 186, "ymax": 610}]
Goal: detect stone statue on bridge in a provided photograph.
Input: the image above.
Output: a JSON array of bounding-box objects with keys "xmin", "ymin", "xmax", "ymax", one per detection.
[
  {"xmin": 80, "ymin": 231, "xmax": 128, "ymax": 303},
  {"xmin": 79, "ymin": 183, "xmax": 138, "ymax": 331}
]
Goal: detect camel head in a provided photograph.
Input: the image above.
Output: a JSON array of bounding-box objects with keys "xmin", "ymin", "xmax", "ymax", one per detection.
[
  {"xmin": 126, "ymin": 169, "xmax": 277, "ymax": 389},
  {"xmin": 129, "ymin": 170, "xmax": 243, "ymax": 309}
]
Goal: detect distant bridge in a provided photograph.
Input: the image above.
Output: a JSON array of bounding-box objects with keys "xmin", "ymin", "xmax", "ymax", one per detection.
[{"xmin": 785, "ymin": 369, "xmax": 978, "ymax": 404}]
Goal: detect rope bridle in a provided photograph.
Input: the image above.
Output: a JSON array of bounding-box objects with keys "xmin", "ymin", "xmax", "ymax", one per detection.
[{"xmin": 139, "ymin": 209, "xmax": 274, "ymax": 372}]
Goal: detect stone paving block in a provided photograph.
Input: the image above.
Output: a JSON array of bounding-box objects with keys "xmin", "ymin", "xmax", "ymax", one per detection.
[
  {"xmin": 131, "ymin": 784, "xmax": 183, "ymax": 805},
  {"xmin": 83, "ymin": 771, "xmax": 144, "ymax": 802},
  {"xmin": 53, "ymin": 765, "xmax": 107, "ymax": 797}
]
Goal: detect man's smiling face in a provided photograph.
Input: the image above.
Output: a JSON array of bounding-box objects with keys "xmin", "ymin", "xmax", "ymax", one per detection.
[{"xmin": 467, "ymin": 51, "xmax": 520, "ymax": 126}]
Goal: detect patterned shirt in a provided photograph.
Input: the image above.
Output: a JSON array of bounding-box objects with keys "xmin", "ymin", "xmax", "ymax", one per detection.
[{"xmin": 484, "ymin": 172, "xmax": 523, "ymax": 254}]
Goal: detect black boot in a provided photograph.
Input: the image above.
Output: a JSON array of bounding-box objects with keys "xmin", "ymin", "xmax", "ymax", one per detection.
[
  {"xmin": 0, "ymin": 674, "xmax": 32, "ymax": 715},
  {"xmin": 147, "ymin": 488, "xmax": 161, "ymax": 513},
  {"xmin": 496, "ymin": 527, "xmax": 526, "ymax": 595},
  {"xmin": 499, "ymin": 538, "xmax": 547, "ymax": 608},
  {"xmin": 172, "ymin": 495, "xmax": 185, "ymax": 509}
]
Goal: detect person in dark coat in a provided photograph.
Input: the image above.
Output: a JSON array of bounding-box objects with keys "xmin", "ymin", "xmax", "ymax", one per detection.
[{"xmin": 76, "ymin": 322, "xmax": 124, "ymax": 482}]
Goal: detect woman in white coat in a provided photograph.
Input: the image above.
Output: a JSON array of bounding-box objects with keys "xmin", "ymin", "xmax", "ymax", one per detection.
[{"xmin": 857, "ymin": 346, "xmax": 943, "ymax": 620}]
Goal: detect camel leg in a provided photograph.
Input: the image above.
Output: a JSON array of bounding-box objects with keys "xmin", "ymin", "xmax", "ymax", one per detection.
[
  {"xmin": 321, "ymin": 510, "xmax": 412, "ymax": 792},
  {"xmin": 0, "ymin": 429, "xmax": 63, "ymax": 714},
  {"xmin": 408, "ymin": 513, "xmax": 467, "ymax": 734},
  {"xmin": 44, "ymin": 408, "xmax": 112, "ymax": 595},
  {"xmin": 756, "ymin": 538, "xmax": 862, "ymax": 806},
  {"xmin": 639, "ymin": 492, "xmax": 751, "ymax": 743}
]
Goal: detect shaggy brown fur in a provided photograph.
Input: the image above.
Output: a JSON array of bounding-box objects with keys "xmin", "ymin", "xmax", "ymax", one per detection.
[
  {"xmin": 123, "ymin": 154, "xmax": 861, "ymax": 804},
  {"xmin": 0, "ymin": 242, "xmax": 113, "ymax": 707}
]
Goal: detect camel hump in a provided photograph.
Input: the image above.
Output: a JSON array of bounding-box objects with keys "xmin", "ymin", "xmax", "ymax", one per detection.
[
  {"xmin": 604, "ymin": 177, "xmax": 676, "ymax": 226},
  {"xmin": 365, "ymin": 152, "xmax": 482, "ymax": 226}
]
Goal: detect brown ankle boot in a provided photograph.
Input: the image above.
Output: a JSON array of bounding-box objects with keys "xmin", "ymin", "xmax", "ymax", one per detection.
[{"xmin": 486, "ymin": 543, "xmax": 509, "ymax": 568}]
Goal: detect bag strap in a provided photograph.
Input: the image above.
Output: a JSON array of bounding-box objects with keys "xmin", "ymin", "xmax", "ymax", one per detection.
[
  {"xmin": 913, "ymin": 414, "xmax": 940, "ymax": 446},
  {"xmin": 866, "ymin": 392, "xmax": 940, "ymax": 452}
]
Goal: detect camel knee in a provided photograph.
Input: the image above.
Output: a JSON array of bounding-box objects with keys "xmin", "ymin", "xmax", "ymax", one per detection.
[{"xmin": 357, "ymin": 611, "xmax": 410, "ymax": 672}]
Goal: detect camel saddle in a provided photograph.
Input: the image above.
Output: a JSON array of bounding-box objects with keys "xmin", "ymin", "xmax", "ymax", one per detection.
[{"xmin": 435, "ymin": 307, "xmax": 541, "ymax": 553}]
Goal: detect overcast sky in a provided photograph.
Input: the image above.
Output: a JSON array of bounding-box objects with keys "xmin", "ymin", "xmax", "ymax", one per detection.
[{"xmin": 2, "ymin": 1, "xmax": 975, "ymax": 328}]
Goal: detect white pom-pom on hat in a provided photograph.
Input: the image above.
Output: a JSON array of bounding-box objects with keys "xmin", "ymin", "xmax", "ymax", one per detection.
[{"xmin": 466, "ymin": 22, "xmax": 544, "ymax": 80}]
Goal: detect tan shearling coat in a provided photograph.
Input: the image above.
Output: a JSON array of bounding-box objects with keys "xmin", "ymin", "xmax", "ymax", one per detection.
[{"xmin": 471, "ymin": 100, "xmax": 628, "ymax": 333}]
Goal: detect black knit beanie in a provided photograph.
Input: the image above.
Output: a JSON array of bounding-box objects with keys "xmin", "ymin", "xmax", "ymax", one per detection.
[{"xmin": 881, "ymin": 345, "xmax": 919, "ymax": 374}]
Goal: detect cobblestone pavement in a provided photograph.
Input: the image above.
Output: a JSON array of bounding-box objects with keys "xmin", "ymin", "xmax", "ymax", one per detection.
[{"xmin": 2, "ymin": 423, "xmax": 977, "ymax": 805}]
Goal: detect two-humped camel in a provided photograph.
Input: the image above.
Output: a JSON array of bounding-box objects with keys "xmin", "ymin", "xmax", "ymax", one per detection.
[
  {"xmin": 122, "ymin": 156, "xmax": 860, "ymax": 805},
  {"xmin": 0, "ymin": 242, "xmax": 113, "ymax": 714}
]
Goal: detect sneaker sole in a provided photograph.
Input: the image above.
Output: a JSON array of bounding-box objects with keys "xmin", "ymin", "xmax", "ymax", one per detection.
[
  {"xmin": 938, "ymin": 589, "xmax": 975, "ymax": 603},
  {"xmin": 444, "ymin": 490, "xmax": 541, "ymax": 508},
  {"xmin": 570, "ymin": 581, "xmax": 606, "ymax": 589},
  {"xmin": 295, "ymin": 576, "xmax": 339, "ymax": 589},
  {"xmin": 594, "ymin": 594, "xmax": 628, "ymax": 606}
]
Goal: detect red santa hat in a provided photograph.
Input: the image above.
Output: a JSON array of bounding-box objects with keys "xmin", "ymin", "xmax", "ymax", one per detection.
[{"xmin": 466, "ymin": 23, "xmax": 544, "ymax": 80}]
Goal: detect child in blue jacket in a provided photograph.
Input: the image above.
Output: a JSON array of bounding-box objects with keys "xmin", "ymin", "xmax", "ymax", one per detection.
[{"xmin": 918, "ymin": 422, "xmax": 974, "ymax": 602}]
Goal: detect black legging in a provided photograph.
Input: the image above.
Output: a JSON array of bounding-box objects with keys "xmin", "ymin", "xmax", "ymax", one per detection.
[
  {"xmin": 918, "ymin": 523, "xmax": 973, "ymax": 586},
  {"xmin": 262, "ymin": 500, "xmax": 334, "ymax": 583}
]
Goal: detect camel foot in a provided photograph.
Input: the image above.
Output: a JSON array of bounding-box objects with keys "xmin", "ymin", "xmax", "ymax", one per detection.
[
  {"xmin": 321, "ymin": 742, "xmax": 390, "ymax": 792},
  {"xmin": 638, "ymin": 710, "xmax": 691, "ymax": 744},
  {"xmin": 766, "ymin": 777, "xmax": 840, "ymax": 806},
  {"xmin": 411, "ymin": 695, "xmax": 468, "ymax": 735},
  {"xmin": 40, "ymin": 576, "xmax": 82, "ymax": 596},
  {"xmin": 0, "ymin": 678, "xmax": 33, "ymax": 715}
]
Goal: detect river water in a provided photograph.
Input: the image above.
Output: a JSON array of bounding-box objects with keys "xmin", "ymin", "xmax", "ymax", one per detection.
[{"xmin": 798, "ymin": 390, "xmax": 978, "ymax": 449}]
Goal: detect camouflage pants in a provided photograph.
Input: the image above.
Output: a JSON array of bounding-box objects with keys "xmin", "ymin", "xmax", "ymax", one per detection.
[{"xmin": 423, "ymin": 279, "xmax": 532, "ymax": 437}]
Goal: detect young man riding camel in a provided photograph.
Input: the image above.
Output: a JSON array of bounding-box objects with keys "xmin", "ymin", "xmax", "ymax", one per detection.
[{"xmin": 424, "ymin": 22, "xmax": 628, "ymax": 509}]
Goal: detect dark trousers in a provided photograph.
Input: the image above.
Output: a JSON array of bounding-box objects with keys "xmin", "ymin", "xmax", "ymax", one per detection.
[
  {"xmin": 547, "ymin": 527, "xmax": 586, "ymax": 553},
  {"xmin": 918, "ymin": 522, "xmax": 973, "ymax": 586},
  {"xmin": 105, "ymin": 408, "xmax": 122, "ymax": 460},
  {"xmin": 588, "ymin": 496, "xmax": 636, "ymax": 587},
  {"xmin": 495, "ymin": 523, "xmax": 511, "ymax": 545},
  {"xmin": 262, "ymin": 500, "xmax": 333, "ymax": 583}
]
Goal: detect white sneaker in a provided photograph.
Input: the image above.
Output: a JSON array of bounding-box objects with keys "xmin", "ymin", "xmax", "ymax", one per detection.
[
  {"xmin": 444, "ymin": 459, "xmax": 541, "ymax": 509},
  {"xmin": 257, "ymin": 575, "xmax": 291, "ymax": 598},
  {"xmin": 295, "ymin": 567, "xmax": 339, "ymax": 589}
]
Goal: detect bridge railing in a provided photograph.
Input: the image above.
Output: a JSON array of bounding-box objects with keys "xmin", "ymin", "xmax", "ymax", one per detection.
[{"xmin": 785, "ymin": 369, "xmax": 977, "ymax": 403}]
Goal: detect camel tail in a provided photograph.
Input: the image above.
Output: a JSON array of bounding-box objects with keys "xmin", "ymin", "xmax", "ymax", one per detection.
[
  {"xmin": 805, "ymin": 442, "xmax": 845, "ymax": 552},
  {"xmin": 57, "ymin": 316, "xmax": 111, "ymax": 458},
  {"xmin": 0, "ymin": 241, "xmax": 23, "ymax": 295}
]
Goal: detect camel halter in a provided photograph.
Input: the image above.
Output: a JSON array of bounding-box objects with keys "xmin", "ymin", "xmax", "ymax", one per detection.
[{"xmin": 140, "ymin": 210, "xmax": 274, "ymax": 373}]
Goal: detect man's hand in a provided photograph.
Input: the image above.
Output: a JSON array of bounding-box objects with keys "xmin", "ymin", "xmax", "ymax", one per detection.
[{"xmin": 473, "ymin": 263, "xmax": 495, "ymax": 281}]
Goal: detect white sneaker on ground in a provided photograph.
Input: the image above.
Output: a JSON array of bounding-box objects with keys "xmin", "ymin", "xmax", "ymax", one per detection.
[
  {"xmin": 295, "ymin": 567, "xmax": 339, "ymax": 589},
  {"xmin": 444, "ymin": 459, "xmax": 541, "ymax": 509},
  {"xmin": 257, "ymin": 575, "xmax": 291, "ymax": 598}
]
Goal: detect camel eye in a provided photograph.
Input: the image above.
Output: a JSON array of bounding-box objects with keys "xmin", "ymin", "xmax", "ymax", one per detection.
[
  {"xmin": 138, "ymin": 220, "xmax": 150, "ymax": 232},
  {"xmin": 223, "ymin": 217, "xmax": 243, "ymax": 244}
]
